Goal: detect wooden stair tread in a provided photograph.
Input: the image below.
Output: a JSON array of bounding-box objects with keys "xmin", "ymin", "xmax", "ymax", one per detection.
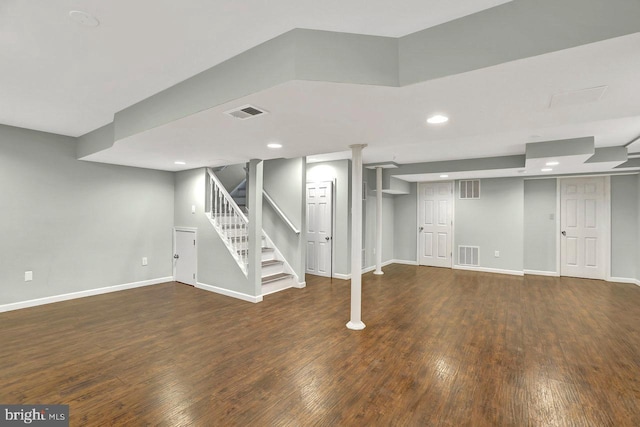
[
  {"xmin": 261, "ymin": 272, "xmax": 292, "ymax": 284},
  {"xmin": 262, "ymin": 259, "xmax": 283, "ymax": 267}
]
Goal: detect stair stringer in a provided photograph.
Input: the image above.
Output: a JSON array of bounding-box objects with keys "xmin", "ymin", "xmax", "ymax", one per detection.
[{"xmin": 261, "ymin": 231, "xmax": 305, "ymax": 296}]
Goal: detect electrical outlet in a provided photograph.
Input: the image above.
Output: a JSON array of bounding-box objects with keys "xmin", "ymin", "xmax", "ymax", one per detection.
[
  {"xmin": 494, "ymin": 251, "xmax": 500, "ymax": 258},
  {"xmin": 142, "ymin": 257, "xmax": 148, "ymax": 266},
  {"xmin": 25, "ymin": 271, "xmax": 33, "ymax": 281},
  {"xmin": 191, "ymin": 205, "xmax": 196, "ymax": 214}
]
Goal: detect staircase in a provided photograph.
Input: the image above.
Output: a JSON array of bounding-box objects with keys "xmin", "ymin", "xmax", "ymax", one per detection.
[{"xmin": 207, "ymin": 168, "xmax": 296, "ymax": 295}]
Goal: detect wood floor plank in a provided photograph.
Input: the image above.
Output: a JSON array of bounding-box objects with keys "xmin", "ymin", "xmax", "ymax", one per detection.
[{"xmin": 1, "ymin": 264, "xmax": 640, "ymax": 425}]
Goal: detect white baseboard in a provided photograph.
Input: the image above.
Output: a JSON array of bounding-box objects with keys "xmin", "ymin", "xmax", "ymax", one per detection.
[
  {"xmin": 453, "ymin": 265, "xmax": 524, "ymax": 276},
  {"xmin": 524, "ymin": 269, "xmax": 560, "ymax": 277},
  {"xmin": 0, "ymin": 277, "xmax": 173, "ymax": 313},
  {"xmin": 335, "ymin": 260, "xmax": 405, "ymax": 279},
  {"xmin": 392, "ymin": 259, "xmax": 418, "ymax": 266},
  {"xmin": 296, "ymin": 281, "xmax": 307, "ymax": 288},
  {"xmin": 609, "ymin": 277, "xmax": 640, "ymax": 287},
  {"xmin": 195, "ymin": 282, "xmax": 263, "ymax": 303}
]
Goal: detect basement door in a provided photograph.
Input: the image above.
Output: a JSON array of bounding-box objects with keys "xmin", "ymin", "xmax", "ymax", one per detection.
[
  {"xmin": 306, "ymin": 181, "xmax": 333, "ymax": 277},
  {"xmin": 560, "ymin": 177, "xmax": 606, "ymax": 280},
  {"xmin": 174, "ymin": 227, "xmax": 197, "ymax": 286},
  {"xmin": 418, "ymin": 182, "xmax": 453, "ymax": 268}
]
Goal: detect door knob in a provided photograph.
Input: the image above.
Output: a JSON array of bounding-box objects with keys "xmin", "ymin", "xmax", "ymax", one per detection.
[
  {"xmin": 419, "ymin": 227, "xmax": 424, "ymax": 232},
  {"xmin": 561, "ymin": 231, "xmax": 566, "ymax": 236},
  {"xmin": 325, "ymin": 236, "xmax": 331, "ymax": 241},
  {"xmin": 174, "ymin": 254, "xmax": 180, "ymax": 259}
]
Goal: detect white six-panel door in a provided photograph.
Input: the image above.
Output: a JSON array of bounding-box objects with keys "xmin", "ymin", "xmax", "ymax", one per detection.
[
  {"xmin": 306, "ymin": 181, "xmax": 333, "ymax": 277},
  {"xmin": 418, "ymin": 182, "xmax": 453, "ymax": 268},
  {"xmin": 174, "ymin": 228, "xmax": 197, "ymax": 285},
  {"xmin": 560, "ymin": 177, "xmax": 606, "ymax": 280}
]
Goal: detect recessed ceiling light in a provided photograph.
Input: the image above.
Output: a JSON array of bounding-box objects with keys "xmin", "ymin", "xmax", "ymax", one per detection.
[
  {"xmin": 174, "ymin": 161, "xmax": 186, "ymax": 165},
  {"xmin": 541, "ymin": 168, "xmax": 553, "ymax": 172},
  {"xmin": 440, "ymin": 174, "xmax": 449, "ymax": 178},
  {"xmin": 267, "ymin": 143, "xmax": 282, "ymax": 149},
  {"xmin": 427, "ymin": 114, "xmax": 449, "ymax": 125},
  {"xmin": 546, "ymin": 161, "xmax": 559, "ymax": 166},
  {"xmin": 69, "ymin": 10, "xmax": 100, "ymax": 27}
]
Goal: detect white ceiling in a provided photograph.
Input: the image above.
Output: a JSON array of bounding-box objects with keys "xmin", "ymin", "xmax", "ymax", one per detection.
[
  {"xmin": 3, "ymin": 0, "xmax": 639, "ymax": 178},
  {"xmin": 85, "ymin": 32, "xmax": 640, "ymax": 172},
  {"xmin": 0, "ymin": 0, "xmax": 508, "ymax": 137}
]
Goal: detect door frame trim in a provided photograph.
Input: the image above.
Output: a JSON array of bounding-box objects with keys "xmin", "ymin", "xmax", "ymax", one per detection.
[
  {"xmin": 304, "ymin": 180, "xmax": 335, "ymax": 278},
  {"xmin": 416, "ymin": 181, "xmax": 454, "ymax": 269},
  {"xmin": 173, "ymin": 227, "xmax": 198, "ymax": 285},
  {"xmin": 557, "ymin": 176, "xmax": 611, "ymax": 280}
]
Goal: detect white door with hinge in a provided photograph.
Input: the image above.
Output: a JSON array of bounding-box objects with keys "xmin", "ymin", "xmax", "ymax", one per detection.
[
  {"xmin": 174, "ymin": 227, "xmax": 197, "ymax": 285},
  {"xmin": 306, "ymin": 181, "xmax": 333, "ymax": 277},
  {"xmin": 560, "ymin": 177, "xmax": 606, "ymax": 279},
  {"xmin": 418, "ymin": 182, "xmax": 453, "ymax": 268}
]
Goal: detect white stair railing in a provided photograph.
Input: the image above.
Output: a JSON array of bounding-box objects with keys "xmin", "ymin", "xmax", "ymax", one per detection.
[{"xmin": 206, "ymin": 168, "xmax": 249, "ymax": 276}]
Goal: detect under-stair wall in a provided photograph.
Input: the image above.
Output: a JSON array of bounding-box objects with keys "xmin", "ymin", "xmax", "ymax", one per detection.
[
  {"xmin": 174, "ymin": 168, "xmax": 255, "ymax": 299},
  {"xmin": 263, "ymin": 158, "xmax": 307, "ymax": 285}
]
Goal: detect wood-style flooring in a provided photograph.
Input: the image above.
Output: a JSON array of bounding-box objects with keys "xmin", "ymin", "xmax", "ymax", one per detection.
[{"xmin": 1, "ymin": 264, "xmax": 639, "ymax": 426}]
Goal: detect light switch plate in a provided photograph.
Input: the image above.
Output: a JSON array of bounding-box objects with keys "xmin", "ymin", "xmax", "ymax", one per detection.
[{"xmin": 25, "ymin": 271, "xmax": 33, "ymax": 281}]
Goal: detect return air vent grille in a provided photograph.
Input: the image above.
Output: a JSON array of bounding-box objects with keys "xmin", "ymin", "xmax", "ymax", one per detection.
[
  {"xmin": 224, "ymin": 104, "xmax": 268, "ymax": 120},
  {"xmin": 458, "ymin": 246, "xmax": 479, "ymax": 266},
  {"xmin": 459, "ymin": 180, "xmax": 480, "ymax": 199}
]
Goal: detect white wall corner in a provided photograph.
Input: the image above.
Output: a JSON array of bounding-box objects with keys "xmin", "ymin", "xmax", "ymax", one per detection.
[{"xmin": 0, "ymin": 277, "xmax": 173, "ymax": 313}]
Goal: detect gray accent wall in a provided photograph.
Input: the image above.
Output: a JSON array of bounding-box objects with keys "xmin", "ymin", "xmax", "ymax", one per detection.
[
  {"xmin": 455, "ymin": 178, "xmax": 524, "ymax": 272},
  {"xmin": 307, "ymin": 160, "xmax": 351, "ymax": 276},
  {"xmin": 263, "ymin": 158, "xmax": 306, "ymax": 281},
  {"xmin": 393, "ymin": 183, "xmax": 417, "ymax": 262},
  {"xmin": 524, "ymin": 179, "xmax": 557, "ymax": 273},
  {"xmin": 174, "ymin": 168, "xmax": 252, "ymax": 295},
  {"xmin": 637, "ymin": 174, "xmax": 640, "ymax": 282},
  {"xmin": 610, "ymin": 175, "xmax": 638, "ymax": 279},
  {"xmin": 0, "ymin": 125, "xmax": 174, "ymax": 305}
]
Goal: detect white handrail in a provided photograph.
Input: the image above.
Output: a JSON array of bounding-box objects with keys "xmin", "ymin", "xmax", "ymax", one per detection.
[
  {"xmin": 207, "ymin": 168, "xmax": 248, "ymax": 222},
  {"xmin": 206, "ymin": 168, "xmax": 249, "ymax": 276},
  {"xmin": 263, "ymin": 190, "xmax": 300, "ymax": 235}
]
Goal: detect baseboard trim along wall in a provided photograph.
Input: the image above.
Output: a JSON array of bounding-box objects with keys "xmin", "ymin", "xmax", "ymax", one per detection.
[
  {"xmin": 0, "ymin": 277, "xmax": 173, "ymax": 313},
  {"xmin": 609, "ymin": 277, "xmax": 640, "ymax": 287},
  {"xmin": 196, "ymin": 282, "xmax": 263, "ymax": 303},
  {"xmin": 334, "ymin": 260, "xmax": 416, "ymax": 280},
  {"xmin": 453, "ymin": 265, "xmax": 525, "ymax": 276},
  {"xmin": 524, "ymin": 269, "xmax": 560, "ymax": 277}
]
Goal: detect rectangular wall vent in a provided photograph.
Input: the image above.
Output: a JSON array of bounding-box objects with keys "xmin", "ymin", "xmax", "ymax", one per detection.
[
  {"xmin": 224, "ymin": 104, "xmax": 268, "ymax": 120},
  {"xmin": 458, "ymin": 246, "xmax": 479, "ymax": 266},
  {"xmin": 459, "ymin": 180, "xmax": 480, "ymax": 199}
]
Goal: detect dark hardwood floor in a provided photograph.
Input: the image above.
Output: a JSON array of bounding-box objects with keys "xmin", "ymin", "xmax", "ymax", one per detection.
[{"xmin": 1, "ymin": 264, "xmax": 639, "ymax": 426}]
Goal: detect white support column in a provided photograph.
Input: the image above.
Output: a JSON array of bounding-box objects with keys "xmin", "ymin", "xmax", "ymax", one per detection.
[
  {"xmin": 347, "ymin": 144, "xmax": 367, "ymax": 331},
  {"xmin": 374, "ymin": 166, "xmax": 384, "ymax": 275}
]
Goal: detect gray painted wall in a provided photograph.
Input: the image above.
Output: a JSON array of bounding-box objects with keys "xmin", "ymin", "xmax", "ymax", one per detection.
[
  {"xmin": 0, "ymin": 125, "xmax": 174, "ymax": 305},
  {"xmin": 524, "ymin": 179, "xmax": 557, "ymax": 273},
  {"xmin": 455, "ymin": 178, "xmax": 524, "ymax": 272},
  {"xmin": 610, "ymin": 175, "xmax": 638, "ymax": 279},
  {"xmin": 307, "ymin": 160, "xmax": 351, "ymax": 276},
  {"xmin": 174, "ymin": 168, "xmax": 252, "ymax": 295},
  {"xmin": 637, "ymin": 174, "xmax": 640, "ymax": 282},
  {"xmin": 263, "ymin": 158, "xmax": 306, "ymax": 281},
  {"xmin": 393, "ymin": 183, "xmax": 417, "ymax": 262},
  {"xmin": 216, "ymin": 164, "xmax": 246, "ymax": 193}
]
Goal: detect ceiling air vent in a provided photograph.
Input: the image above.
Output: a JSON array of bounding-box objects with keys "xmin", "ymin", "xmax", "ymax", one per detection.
[{"xmin": 224, "ymin": 104, "xmax": 268, "ymax": 120}]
